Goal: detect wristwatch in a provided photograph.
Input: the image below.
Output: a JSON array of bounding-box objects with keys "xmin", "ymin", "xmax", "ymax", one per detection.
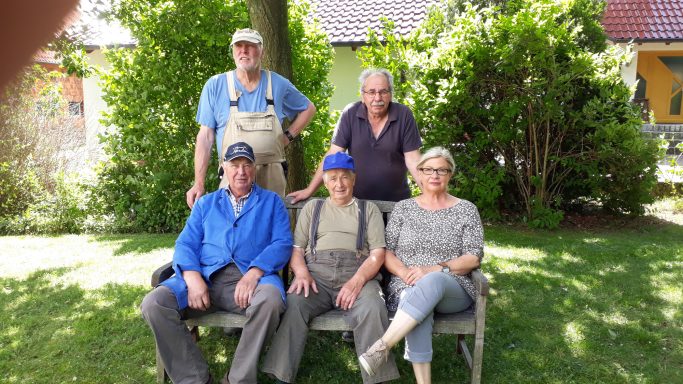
[
  {"xmin": 439, "ymin": 262, "xmax": 450, "ymax": 274},
  {"xmin": 284, "ymin": 130, "xmax": 295, "ymax": 142}
]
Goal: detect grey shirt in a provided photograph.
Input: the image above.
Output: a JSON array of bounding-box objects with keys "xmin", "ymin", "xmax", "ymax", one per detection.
[{"xmin": 332, "ymin": 102, "xmax": 422, "ymax": 202}]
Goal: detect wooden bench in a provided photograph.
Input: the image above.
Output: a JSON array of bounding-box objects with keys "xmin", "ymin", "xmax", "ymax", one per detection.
[{"xmin": 150, "ymin": 199, "xmax": 488, "ymax": 384}]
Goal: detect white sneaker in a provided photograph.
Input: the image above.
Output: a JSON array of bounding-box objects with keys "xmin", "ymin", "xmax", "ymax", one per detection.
[{"xmin": 358, "ymin": 339, "xmax": 389, "ymax": 376}]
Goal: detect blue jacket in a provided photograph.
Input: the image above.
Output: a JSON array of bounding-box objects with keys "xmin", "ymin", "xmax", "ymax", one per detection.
[{"xmin": 161, "ymin": 184, "xmax": 292, "ymax": 310}]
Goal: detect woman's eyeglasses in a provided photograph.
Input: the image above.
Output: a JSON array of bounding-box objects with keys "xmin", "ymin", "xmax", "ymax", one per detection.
[{"xmin": 418, "ymin": 167, "xmax": 451, "ymax": 176}]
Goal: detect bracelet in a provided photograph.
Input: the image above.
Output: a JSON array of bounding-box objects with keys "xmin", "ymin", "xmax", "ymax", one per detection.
[{"xmin": 284, "ymin": 130, "xmax": 295, "ymax": 141}]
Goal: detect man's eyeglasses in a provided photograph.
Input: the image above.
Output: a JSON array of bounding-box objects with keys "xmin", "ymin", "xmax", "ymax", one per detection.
[
  {"xmin": 362, "ymin": 89, "xmax": 391, "ymax": 97},
  {"xmin": 418, "ymin": 167, "xmax": 451, "ymax": 176}
]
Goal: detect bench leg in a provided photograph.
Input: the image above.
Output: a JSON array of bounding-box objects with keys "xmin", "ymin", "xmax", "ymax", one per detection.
[
  {"xmin": 456, "ymin": 334, "xmax": 465, "ymax": 354},
  {"xmin": 155, "ymin": 345, "xmax": 167, "ymax": 383},
  {"xmin": 190, "ymin": 325, "xmax": 200, "ymax": 342},
  {"xmin": 470, "ymin": 332, "xmax": 484, "ymax": 384},
  {"xmin": 470, "ymin": 297, "xmax": 487, "ymax": 384}
]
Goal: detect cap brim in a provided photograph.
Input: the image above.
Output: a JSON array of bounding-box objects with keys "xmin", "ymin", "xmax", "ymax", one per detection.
[
  {"xmin": 231, "ymin": 37, "xmax": 262, "ymax": 45},
  {"xmin": 225, "ymin": 155, "xmax": 255, "ymax": 162}
]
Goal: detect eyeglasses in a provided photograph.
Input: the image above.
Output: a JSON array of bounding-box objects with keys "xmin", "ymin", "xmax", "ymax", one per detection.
[
  {"xmin": 419, "ymin": 167, "xmax": 451, "ymax": 176},
  {"xmin": 362, "ymin": 89, "xmax": 391, "ymax": 97}
]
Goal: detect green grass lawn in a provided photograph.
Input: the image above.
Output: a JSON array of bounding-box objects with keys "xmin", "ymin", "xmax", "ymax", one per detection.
[{"xmin": 1, "ymin": 213, "xmax": 681, "ymax": 383}]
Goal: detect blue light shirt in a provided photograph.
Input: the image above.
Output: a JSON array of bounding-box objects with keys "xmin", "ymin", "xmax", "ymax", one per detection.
[{"xmin": 196, "ymin": 70, "xmax": 311, "ymax": 154}]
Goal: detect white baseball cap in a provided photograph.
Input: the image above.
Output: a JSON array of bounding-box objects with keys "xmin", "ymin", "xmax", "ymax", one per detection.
[{"xmin": 231, "ymin": 28, "xmax": 263, "ymax": 46}]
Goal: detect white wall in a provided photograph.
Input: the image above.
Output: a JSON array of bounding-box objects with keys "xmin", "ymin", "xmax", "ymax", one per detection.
[
  {"xmin": 83, "ymin": 49, "xmax": 111, "ymax": 167},
  {"xmin": 328, "ymin": 46, "xmax": 363, "ymax": 111}
]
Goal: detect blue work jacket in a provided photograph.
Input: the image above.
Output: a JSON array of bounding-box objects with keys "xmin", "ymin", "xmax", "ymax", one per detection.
[{"xmin": 161, "ymin": 184, "xmax": 292, "ymax": 310}]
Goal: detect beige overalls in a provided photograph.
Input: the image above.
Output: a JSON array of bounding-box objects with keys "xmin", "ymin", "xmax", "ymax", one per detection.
[{"xmin": 219, "ymin": 70, "xmax": 287, "ymax": 196}]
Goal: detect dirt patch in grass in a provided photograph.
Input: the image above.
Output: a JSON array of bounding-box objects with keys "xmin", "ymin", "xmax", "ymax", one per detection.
[
  {"xmin": 491, "ymin": 198, "xmax": 683, "ymax": 230},
  {"xmin": 562, "ymin": 211, "xmax": 676, "ymax": 230}
]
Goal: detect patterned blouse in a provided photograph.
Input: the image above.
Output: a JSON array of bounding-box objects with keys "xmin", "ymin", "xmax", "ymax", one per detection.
[{"xmin": 385, "ymin": 198, "xmax": 484, "ymax": 312}]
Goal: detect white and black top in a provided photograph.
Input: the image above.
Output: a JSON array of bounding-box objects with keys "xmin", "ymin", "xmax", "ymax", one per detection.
[{"xmin": 385, "ymin": 198, "xmax": 484, "ymax": 312}]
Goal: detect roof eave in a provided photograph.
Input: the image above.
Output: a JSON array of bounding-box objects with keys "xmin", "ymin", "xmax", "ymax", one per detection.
[
  {"xmin": 608, "ymin": 38, "xmax": 683, "ymax": 44},
  {"xmin": 84, "ymin": 43, "xmax": 137, "ymax": 50},
  {"xmin": 330, "ymin": 41, "xmax": 368, "ymax": 47}
]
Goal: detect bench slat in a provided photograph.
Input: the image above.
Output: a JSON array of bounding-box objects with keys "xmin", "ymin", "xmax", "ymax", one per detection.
[{"xmin": 185, "ymin": 310, "xmax": 476, "ymax": 334}]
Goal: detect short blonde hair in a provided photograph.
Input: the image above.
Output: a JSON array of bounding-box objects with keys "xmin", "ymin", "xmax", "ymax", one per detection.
[{"xmin": 417, "ymin": 146, "xmax": 455, "ymax": 172}]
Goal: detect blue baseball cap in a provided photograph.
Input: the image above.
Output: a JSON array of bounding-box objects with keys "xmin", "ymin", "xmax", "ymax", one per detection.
[
  {"xmin": 323, "ymin": 152, "xmax": 355, "ymax": 172},
  {"xmin": 224, "ymin": 142, "xmax": 255, "ymax": 163}
]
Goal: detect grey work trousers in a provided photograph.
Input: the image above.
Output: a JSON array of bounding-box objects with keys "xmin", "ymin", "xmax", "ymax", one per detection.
[
  {"xmin": 399, "ymin": 271, "xmax": 473, "ymax": 363},
  {"xmin": 262, "ymin": 250, "xmax": 400, "ymax": 383},
  {"xmin": 140, "ymin": 263, "xmax": 284, "ymax": 384}
]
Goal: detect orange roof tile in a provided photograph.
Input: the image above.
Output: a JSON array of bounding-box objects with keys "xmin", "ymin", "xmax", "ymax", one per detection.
[{"xmin": 603, "ymin": 0, "xmax": 683, "ymax": 41}]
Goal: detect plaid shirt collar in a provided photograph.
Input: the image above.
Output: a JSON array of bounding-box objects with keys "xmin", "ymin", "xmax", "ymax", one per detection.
[{"xmin": 225, "ymin": 184, "xmax": 253, "ymax": 217}]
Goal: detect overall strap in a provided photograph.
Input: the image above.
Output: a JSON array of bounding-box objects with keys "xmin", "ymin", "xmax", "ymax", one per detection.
[
  {"xmin": 309, "ymin": 199, "xmax": 325, "ymax": 256},
  {"xmin": 227, "ymin": 70, "xmax": 273, "ymax": 107},
  {"xmin": 356, "ymin": 199, "xmax": 367, "ymax": 258},
  {"xmin": 265, "ymin": 70, "xmax": 274, "ymax": 106},
  {"xmin": 226, "ymin": 71, "xmax": 241, "ymax": 111}
]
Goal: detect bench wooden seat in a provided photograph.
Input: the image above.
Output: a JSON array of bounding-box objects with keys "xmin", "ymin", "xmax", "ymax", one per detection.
[{"xmin": 150, "ymin": 199, "xmax": 488, "ymax": 384}]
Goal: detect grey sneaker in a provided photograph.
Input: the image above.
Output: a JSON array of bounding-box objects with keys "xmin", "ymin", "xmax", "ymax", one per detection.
[{"xmin": 358, "ymin": 339, "xmax": 389, "ymax": 376}]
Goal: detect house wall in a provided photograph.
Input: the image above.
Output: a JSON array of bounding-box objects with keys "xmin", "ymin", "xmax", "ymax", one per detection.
[
  {"xmin": 615, "ymin": 42, "xmax": 683, "ymax": 86},
  {"xmin": 328, "ymin": 46, "xmax": 363, "ymax": 111},
  {"xmin": 83, "ymin": 49, "xmax": 112, "ymax": 166}
]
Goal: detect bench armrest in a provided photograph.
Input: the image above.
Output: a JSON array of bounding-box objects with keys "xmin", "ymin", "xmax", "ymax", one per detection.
[
  {"xmin": 151, "ymin": 261, "xmax": 174, "ymax": 287},
  {"xmin": 471, "ymin": 269, "xmax": 489, "ymax": 296}
]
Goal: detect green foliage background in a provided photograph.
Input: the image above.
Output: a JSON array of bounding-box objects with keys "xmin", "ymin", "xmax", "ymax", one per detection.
[
  {"xmin": 0, "ymin": 66, "xmax": 91, "ymax": 234},
  {"xmin": 95, "ymin": 0, "xmax": 333, "ymax": 232},
  {"xmin": 358, "ymin": 0, "xmax": 661, "ymax": 228}
]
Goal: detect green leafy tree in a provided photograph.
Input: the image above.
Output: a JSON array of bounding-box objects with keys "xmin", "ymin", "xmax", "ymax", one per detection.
[
  {"xmin": 95, "ymin": 0, "xmax": 333, "ymax": 232},
  {"xmin": 359, "ymin": 0, "xmax": 661, "ymax": 228}
]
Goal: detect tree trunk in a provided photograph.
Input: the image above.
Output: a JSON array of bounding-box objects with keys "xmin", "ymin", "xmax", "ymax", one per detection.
[{"xmin": 246, "ymin": 0, "xmax": 306, "ymax": 193}]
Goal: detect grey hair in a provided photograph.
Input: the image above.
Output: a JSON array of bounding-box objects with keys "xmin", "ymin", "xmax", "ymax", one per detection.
[
  {"xmin": 417, "ymin": 146, "xmax": 456, "ymax": 172},
  {"xmin": 322, "ymin": 168, "xmax": 355, "ymax": 182},
  {"xmin": 358, "ymin": 68, "xmax": 394, "ymax": 94}
]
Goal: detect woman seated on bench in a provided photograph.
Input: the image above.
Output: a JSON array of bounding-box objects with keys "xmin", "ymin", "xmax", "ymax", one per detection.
[{"xmin": 358, "ymin": 146, "xmax": 484, "ymax": 384}]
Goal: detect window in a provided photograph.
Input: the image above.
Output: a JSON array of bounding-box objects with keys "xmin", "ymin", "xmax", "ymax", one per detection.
[
  {"xmin": 659, "ymin": 57, "xmax": 683, "ymax": 116},
  {"xmin": 68, "ymin": 101, "xmax": 84, "ymax": 116},
  {"xmin": 634, "ymin": 73, "xmax": 647, "ymax": 99}
]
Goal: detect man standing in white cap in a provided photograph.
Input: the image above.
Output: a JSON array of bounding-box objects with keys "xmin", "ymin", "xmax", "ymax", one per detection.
[{"xmin": 189, "ymin": 28, "xmax": 316, "ymax": 207}]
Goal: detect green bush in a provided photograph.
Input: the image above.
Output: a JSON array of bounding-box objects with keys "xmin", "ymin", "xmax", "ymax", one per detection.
[
  {"xmin": 94, "ymin": 0, "xmax": 334, "ymax": 232},
  {"xmin": 358, "ymin": 0, "xmax": 662, "ymax": 228},
  {"xmin": 1, "ymin": 66, "xmax": 90, "ymax": 233},
  {"xmin": 1, "ymin": 172, "xmax": 91, "ymax": 235}
]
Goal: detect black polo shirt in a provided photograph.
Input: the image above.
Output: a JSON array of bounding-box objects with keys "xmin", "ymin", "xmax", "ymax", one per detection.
[{"xmin": 331, "ymin": 101, "xmax": 422, "ymax": 202}]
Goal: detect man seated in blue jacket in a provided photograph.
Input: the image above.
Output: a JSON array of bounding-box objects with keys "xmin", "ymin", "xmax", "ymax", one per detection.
[{"xmin": 141, "ymin": 142, "xmax": 293, "ymax": 384}]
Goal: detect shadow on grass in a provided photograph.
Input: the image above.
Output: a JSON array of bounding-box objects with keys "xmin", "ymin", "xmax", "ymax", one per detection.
[
  {"xmin": 0, "ymin": 266, "xmax": 367, "ymax": 383},
  {"xmin": 482, "ymin": 222, "xmax": 683, "ymax": 383},
  {"xmin": 90, "ymin": 233, "xmax": 176, "ymax": 256},
  {"xmin": 0, "ymin": 268, "xmax": 155, "ymax": 383}
]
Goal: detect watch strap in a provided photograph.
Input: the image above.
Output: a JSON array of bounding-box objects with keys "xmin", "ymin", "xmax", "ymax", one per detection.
[{"xmin": 284, "ymin": 130, "xmax": 295, "ymax": 141}]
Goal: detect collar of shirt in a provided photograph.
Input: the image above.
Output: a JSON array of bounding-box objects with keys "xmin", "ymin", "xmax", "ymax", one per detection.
[
  {"xmin": 326, "ymin": 196, "xmax": 356, "ymax": 207},
  {"xmin": 225, "ymin": 183, "xmax": 253, "ymax": 216}
]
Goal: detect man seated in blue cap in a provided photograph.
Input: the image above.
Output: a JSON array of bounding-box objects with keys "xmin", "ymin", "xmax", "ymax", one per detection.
[
  {"xmin": 141, "ymin": 141, "xmax": 292, "ymax": 384},
  {"xmin": 262, "ymin": 152, "xmax": 399, "ymax": 384}
]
